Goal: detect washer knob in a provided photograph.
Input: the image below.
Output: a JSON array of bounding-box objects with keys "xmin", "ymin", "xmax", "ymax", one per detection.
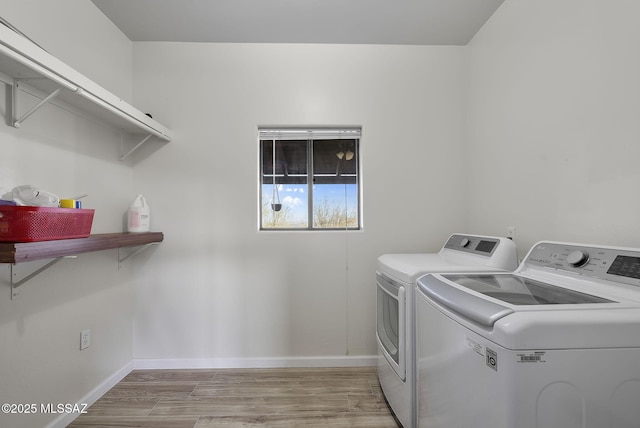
[
  {"xmin": 567, "ymin": 250, "xmax": 589, "ymax": 267},
  {"xmin": 460, "ymin": 238, "xmax": 470, "ymax": 248}
]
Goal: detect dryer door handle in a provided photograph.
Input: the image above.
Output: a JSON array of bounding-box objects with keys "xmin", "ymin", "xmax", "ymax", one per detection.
[
  {"xmin": 377, "ymin": 273, "xmax": 401, "ymax": 298},
  {"xmin": 417, "ymin": 274, "xmax": 513, "ymax": 327}
]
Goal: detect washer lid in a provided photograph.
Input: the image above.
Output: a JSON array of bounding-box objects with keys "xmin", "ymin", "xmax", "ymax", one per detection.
[
  {"xmin": 441, "ymin": 274, "xmax": 614, "ymax": 306},
  {"xmin": 419, "ymin": 273, "xmax": 640, "ymax": 349}
]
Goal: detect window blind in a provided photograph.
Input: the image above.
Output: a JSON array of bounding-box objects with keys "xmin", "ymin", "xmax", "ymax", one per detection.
[{"xmin": 258, "ymin": 127, "xmax": 361, "ymax": 141}]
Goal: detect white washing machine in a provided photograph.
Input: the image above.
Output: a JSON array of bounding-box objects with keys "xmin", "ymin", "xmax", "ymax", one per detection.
[
  {"xmin": 376, "ymin": 233, "xmax": 518, "ymax": 428},
  {"xmin": 416, "ymin": 241, "xmax": 640, "ymax": 428}
]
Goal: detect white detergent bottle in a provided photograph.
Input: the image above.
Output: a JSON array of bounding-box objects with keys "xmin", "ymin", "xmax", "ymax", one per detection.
[{"xmin": 127, "ymin": 194, "xmax": 150, "ymax": 233}]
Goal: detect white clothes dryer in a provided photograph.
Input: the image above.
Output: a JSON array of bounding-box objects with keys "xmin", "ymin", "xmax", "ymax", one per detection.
[
  {"xmin": 376, "ymin": 233, "xmax": 518, "ymax": 428},
  {"xmin": 416, "ymin": 241, "xmax": 640, "ymax": 428}
]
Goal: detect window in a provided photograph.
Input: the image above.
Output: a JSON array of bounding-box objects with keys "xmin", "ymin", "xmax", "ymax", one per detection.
[{"xmin": 259, "ymin": 127, "xmax": 361, "ymax": 230}]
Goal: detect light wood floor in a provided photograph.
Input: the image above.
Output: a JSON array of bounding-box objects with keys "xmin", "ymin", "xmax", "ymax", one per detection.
[{"xmin": 69, "ymin": 366, "xmax": 400, "ymax": 427}]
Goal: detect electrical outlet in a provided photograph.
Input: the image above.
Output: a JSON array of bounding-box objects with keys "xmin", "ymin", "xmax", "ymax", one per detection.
[
  {"xmin": 80, "ymin": 329, "xmax": 91, "ymax": 350},
  {"xmin": 507, "ymin": 226, "xmax": 516, "ymax": 240}
]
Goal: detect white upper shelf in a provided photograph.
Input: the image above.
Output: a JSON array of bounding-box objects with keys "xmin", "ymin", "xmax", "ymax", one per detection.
[{"xmin": 0, "ymin": 23, "xmax": 174, "ymax": 142}]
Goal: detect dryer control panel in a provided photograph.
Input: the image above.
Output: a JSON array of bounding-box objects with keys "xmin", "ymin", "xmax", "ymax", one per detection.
[
  {"xmin": 524, "ymin": 242, "xmax": 640, "ymax": 287},
  {"xmin": 443, "ymin": 234, "xmax": 499, "ymax": 256}
]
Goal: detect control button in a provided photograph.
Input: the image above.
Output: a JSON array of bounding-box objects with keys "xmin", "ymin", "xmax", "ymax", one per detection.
[
  {"xmin": 460, "ymin": 238, "xmax": 470, "ymax": 248},
  {"xmin": 567, "ymin": 250, "xmax": 590, "ymax": 267}
]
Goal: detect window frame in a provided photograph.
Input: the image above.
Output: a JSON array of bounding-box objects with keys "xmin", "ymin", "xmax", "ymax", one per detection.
[{"xmin": 258, "ymin": 127, "xmax": 362, "ymax": 231}]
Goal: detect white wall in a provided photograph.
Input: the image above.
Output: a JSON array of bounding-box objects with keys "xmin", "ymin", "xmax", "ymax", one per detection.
[
  {"xmin": 0, "ymin": 0, "xmax": 132, "ymax": 99},
  {"xmin": 0, "ymin": 2, "xmax": 136, "ymax": 427},
  {"xmin": 130, "ymin": 43, "xmax": 468, "ymax": 364},
  {"xmin": 466, "ymin": 0, "xmax": 640, "ymax": 255}
]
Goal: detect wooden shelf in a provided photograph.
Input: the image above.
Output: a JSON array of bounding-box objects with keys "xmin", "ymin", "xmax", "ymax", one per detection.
[{"xmin": 0, "ymin": 232, "xmax": 163, "ymax": 264}]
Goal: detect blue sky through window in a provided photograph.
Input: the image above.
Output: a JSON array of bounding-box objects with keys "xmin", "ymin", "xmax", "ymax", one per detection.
[{"xmin": 262, "ymin": 183, "xmax": 358, "ymax": 228}]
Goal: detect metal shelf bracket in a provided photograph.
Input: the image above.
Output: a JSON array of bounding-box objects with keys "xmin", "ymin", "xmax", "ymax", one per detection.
[
  {"xmin": 120, "ymin": 133, "xmax": 153, "ymax": 161},
  {"xmin": 10, "ymin": 256, "xmax": 77, "ymax": 299},
  {"xmin": 11, "ymin": 79, "xmax": 62, "ymax": 128},
  {"xmin": 118, "ymin": 242, "xmax": 159, "ymax": 268}
]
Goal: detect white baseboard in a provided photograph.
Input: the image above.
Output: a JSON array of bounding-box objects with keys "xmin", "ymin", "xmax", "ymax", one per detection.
[
  {"xmin": 46, "ymin": 361, "xmax": 133, "ymax": 428},
  {"xmin": 133, "ymin": 355, "xmax": 377, "ymax": 370}
]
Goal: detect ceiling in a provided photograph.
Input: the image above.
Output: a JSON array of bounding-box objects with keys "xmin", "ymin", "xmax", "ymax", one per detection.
[{"xmin": 91, "ymin": 0, "xmax": 505, "ymax": 46}]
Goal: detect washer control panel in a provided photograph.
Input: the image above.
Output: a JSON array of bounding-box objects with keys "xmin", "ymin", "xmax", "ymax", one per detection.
[
  {"xmin": 525, "ymin": 242, "xmax": 640, "ymax": 287},
  {"xmin": 443, "ymin": 234, "xmax": 499, "ymax": 256}
]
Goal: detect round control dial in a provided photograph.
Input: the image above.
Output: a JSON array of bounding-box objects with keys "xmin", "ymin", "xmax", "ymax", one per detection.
[
  {"xmin": 460, "ymin": 238, "xmax": 470, "ymax": 248},
  {"xmin": 566, "ymin": 250, "xmax": 590, "ymax": 267}
]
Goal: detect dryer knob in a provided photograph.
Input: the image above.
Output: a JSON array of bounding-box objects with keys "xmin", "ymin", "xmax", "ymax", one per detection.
[
  {"xmin": 460, "ymin": 238, "xmax": 470, "ymax": 248},
  {"xmin": 567, "ymin": 250, "xmax": 589, "ymax": 267}
]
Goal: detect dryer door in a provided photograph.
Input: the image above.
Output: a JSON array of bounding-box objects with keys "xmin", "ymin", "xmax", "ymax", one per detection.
[{"xmin": 376, "ymin": 273, "xmax": 406, "ymax": 380}]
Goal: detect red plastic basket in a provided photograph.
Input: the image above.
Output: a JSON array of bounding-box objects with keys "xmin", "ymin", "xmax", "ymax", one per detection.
[{"xmin": 0, "ymin": 206, "xmax": 95, "ymax": 242}]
